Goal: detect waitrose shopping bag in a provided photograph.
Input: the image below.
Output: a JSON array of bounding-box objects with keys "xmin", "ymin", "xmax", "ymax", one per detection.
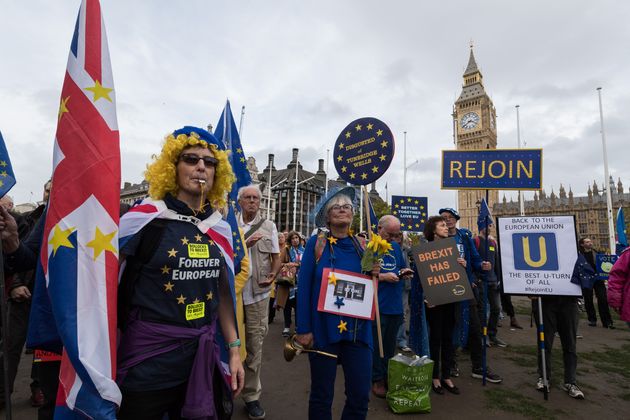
[{"xmin": 386, "ymin": 354, "xmax": 433, "ymax": 414}]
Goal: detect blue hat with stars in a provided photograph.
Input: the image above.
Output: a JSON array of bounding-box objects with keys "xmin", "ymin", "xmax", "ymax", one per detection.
[
  {"xmin": 312, "ymin": 186, "xmax": 356, "ymax": 227},
  {"xmin": 438, "ymin": 207, "xmax": 460, "ymax": 220},
  {"xmin": 172, "ymin": 126, "xmax": 225, "ymax": 150}
]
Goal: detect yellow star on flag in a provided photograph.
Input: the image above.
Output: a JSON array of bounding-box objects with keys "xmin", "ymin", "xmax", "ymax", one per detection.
[
  {"xmin": 367, "ymin": 123, "xmax": 374, "ymax": 130},
  {"xmin": 50, "ymin": 225, "xmax": 75, "ymax": 256},
  {"xmin": 337, "ymin": 155, "xmax": 343, "ymax": 162},
  {"xmin": 177, "ymin": 294, "xmax": 187, "ymax": 304},
  {"xmin": 0, "ymin": 180, "xmax": 3, "ymax": 188},
  {"xmin": 361, "ymin": 173, "xmax": 368, "ymax": 180},
  {"xmin": 328, "ymin": 236, "xmax": 338, "ymax": 245},
  {"xmin": 167, "ymin": 248, "xmax": 178, "ymax": 257},
  {"xmin": 164, "ymin": 281, "xmax": 174, "ymax": 292},
  {"xmin": 345, "ymin": 131, "xmax": 351, "ymax": 139},
  {"xmin": 380, "ymin": 140, "xmax": 388, "ymax": 148},
  {"xmin": 236, "ymin": 147, "xmax": 242, "ymax": 154},
  {"xmin": 161, "ymin": 265, "xmax": 171, "ymax": 275},
  {"xmin": 240, "ymin": 157, "xmax": 245, "ymax": 163},
  {"xmin": 379, "ymin": 154, "xmax": 387, "ymax": 161},
  {"xmin": 376, "ymin": 129, "xmax": 383, "ymax": 136},
  {"xmin": 181, "ymin": 236, "xmax": 189, "ymax": 245},
  {"xmin": 86, "ymin": 227, "xmax": 117, "ymax": 260},
  {"xmin": 393, "ymin": 210, "xmax": 398, "ymax": 215},
  {"xmin": 58, "ymin": 96, "xmax": 70, "ymax": 121},
  {"xmin": 415, "ymin": 223, "xmax": 420, "ymax": 228},
  {"xmin": 420, "ymin": 206, "xmax": 425, "ymax": 210},
  {"xmin": 341, "ymin": 166, "xmax": 347, "ymax": 173},
  {"xmin": 0, "ymin": 171, "xmax": 7, "ymax": 177},
  {"xmin": 0, "ymin": 162, "xmax": 6, "ymax": 168},
  {"xmin": 395, "ymin": 204, "xmax": 399, "ymax": 208},
  {"xmin": 350, "ymin": 173, "xmax": 356, "ymax": 179},
  {"xmin": 84, "ymin": 80, "xmax": 113, "ymax": 102},
  {"xmin": 206, "ymin": 291, "xmax": 214, "ymax": 300},
  {"xmin": 371, "ymin": 166, "xmax": 379, "ymax": 173},
  {"xmin": 337, "ymin": 320, "xmax": 348, "ymax": 333},
  {"xmin": 355, "ymin": 124, "xmax": 362, "ymax": 131},
  {"xmin": 407, "ymin": 198, "xmax": 412, "ymax": 202},
  {"xmin": 193, "ymin": 298, "xmax": 200, "ymax": 304},
  {"xmin": 328, "ymin": 272, "xmax": 338, "ymax": 286},
  {"xmin": 339, "ymin": 143, "xmax": 345, "ymax": 149},
  {"xmin": 414, "ymin": 200, "xmax": 419, "ymax": 204},
  {"xmin": 195, "ymin": 234, "xmax": 203, "ymax": 242}
]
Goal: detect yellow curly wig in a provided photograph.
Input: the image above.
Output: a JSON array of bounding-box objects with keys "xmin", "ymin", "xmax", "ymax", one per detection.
[{"xmin": 144, "ymin": 132, "xmax": 235, "ymax": 209}]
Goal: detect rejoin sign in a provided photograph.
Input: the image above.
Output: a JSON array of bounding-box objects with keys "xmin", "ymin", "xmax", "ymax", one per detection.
[
  {"xmin": 441, "ymin": 149, "xmax": 542, "ymax": 190},
  {"xmin": 497, "ymin": 215, "xmax": 581, "ymax": 296}
]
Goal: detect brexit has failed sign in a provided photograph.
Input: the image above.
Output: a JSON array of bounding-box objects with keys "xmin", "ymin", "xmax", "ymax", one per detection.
[
  {"xmin": 496, "ymin": 215, "xmax": 581, "ymax": 296},
  {"xmin": 391, "ymin": 195, "xmax": 428, "ymax": 232},
  {"xmin": 441, "ymin": 149, "xmax": 542, "ymax": 190},
  {"xmin": 334, "ymin": 117, "xmax": 394, "ymax": 186}
]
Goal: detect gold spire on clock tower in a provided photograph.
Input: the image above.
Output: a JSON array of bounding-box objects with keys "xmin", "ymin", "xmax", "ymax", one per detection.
[{"xmin": 452, "ymin": 46, "xmax": 499, "ymax": 231}]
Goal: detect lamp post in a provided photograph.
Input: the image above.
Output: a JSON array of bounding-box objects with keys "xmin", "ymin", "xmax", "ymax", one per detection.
[
  {"xmin": 294, "ymin": 175, "xmax": 315, "ymax": 232},
  {"xmin": 266, "ymin": 177, "xmax": 287, "ymax": 220},
  {"xmin": 597, "ymin": 87, "xmax": 616, "ymax": 253},
  {"xmin": 403, "ymin": 131, "xmax": 418, "ymax": 195},
  {"xmin": 516, "ymin": 105, "xmax": 525, "ymax": 216}
]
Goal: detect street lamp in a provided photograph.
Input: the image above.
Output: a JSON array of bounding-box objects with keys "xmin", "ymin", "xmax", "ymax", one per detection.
[
  {"xmin": 403, "ymin": 131, "xmax": 419, "ymax": 195},
  {"xmin": 294, "ymin": 175, "xmax": 315, "ymax": 232}
]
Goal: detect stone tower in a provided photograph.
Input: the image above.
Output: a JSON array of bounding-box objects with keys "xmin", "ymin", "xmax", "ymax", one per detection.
[{"xmin": 452, "ymin": 46, "xmax": 499, "ymax": 231}]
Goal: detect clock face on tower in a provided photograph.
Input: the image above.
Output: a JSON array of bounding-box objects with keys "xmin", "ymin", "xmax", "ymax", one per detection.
[{"xmin": 460, "ymin": 112, "xmax": 480, "ymax": 130}]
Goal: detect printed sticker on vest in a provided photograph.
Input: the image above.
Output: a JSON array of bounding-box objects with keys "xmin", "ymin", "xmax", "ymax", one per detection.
[
  {"xmin": 188, "ymin": 243, "xmax": 209, "ymax": 258},
  {"xmin": 186, "ymin": 302, "xmax": 205, "ymax": 320}
]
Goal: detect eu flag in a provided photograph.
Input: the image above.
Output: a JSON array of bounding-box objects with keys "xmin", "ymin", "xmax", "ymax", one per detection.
[
  {"xmin": 477, "ymin": 198, "xmax": 493, "ymax": 231},
  {"xmin": 364, "ymin": 195, "xmax": 378, "ymax": 234},
  {"xmin": 226, "ymin": 202, "xmax": 245, "ymax": 275},
  {"xmin": 215, "ymin": 100, "xmax": 251, "ymax": 211},
  {"xmin": 617, "ymin": 207, "xmax": 628, "ymax": 254},
  {"xmin": 0, "ymin": 131, "xmax": 17, "ymax": 198}
]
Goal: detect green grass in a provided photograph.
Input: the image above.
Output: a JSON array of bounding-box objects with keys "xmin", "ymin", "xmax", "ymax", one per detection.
[
  {"xmin": 484, "ymin": 388, "xmax": 565, "ymax": 419},
  {"xmin": 580, "ymin": 344, "xmax": 630, "ymax": 378},
  {"xmin": 620, "ymin": 392, "xmax": 630, "ymax": 401}
]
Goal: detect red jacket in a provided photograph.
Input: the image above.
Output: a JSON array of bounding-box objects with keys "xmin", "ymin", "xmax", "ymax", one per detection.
[{"xmin": 607, "ymin": 249, "xmax": 630, "ymax": 322}]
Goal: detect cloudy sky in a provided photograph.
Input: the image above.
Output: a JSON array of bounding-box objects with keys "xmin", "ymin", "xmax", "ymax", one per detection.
[{"xmin": 1, "ymin": 0, "xmax": 629, "ymax": 214}]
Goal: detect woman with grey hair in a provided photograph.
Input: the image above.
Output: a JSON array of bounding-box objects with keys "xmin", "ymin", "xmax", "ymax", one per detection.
[{"xmin": 296, "ymin": 187, "xmax": 378, "ymax": 420}]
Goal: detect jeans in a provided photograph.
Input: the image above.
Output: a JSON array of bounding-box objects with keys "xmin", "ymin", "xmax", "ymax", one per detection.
[
  {"xmin": 308, "ymin": 341, "xmax": 371, "ymax": 420},
  {"xmin": 533, "ymin": 297, "xmax": 578, "ymax": 384},
  {"xmin": 372, "ymin": 313, "xmax": 403, "ymax": 383},
  {"xmin": 426, "ymin": 303, "xmax": 456, "ymax": 379},
  {"xmin": 467, "ymin": 296, "xmax": 484, "ymax": 370},
  {"xmin": 582, "ymin": 281, "xmax": 613, "ymax": 326},
  {"xmin": 485, "ymin": 283, "xmax": 502, "ymax": 338},
  {"xmin": 283, "ymin": 297, "xmax": 296, "ymax": 329}
]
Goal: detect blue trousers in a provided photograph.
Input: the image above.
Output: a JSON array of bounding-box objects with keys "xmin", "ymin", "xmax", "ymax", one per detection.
[
  {"xmin": 308, "ymin": 341, "xmax": 372, "ymax": 420},
  {"xmin": 372, "ymin": 313, "xmax": 403, "ymax": 383}
]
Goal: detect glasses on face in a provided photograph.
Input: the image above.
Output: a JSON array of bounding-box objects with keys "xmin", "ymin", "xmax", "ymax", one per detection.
[
  {"xmin": 241, "ymin": 195, "xmax": 260, "ymax": 201},
  {"xmin": 331, "ymin": 204, "xmax": 353, "ymax": 212},
  {"xmin": 179, "ymin": 153, "xmax": 218, "ymax": 168}
]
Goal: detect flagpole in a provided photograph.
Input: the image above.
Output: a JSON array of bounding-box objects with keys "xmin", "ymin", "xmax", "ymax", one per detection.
[
  {"xmin": 364, "ymin": 186, "xmax": 384, "ymax": 358},
  {"xmin": 293, "ymin": 153, "xmax": 299, "ymax": 232},
  {"xmin": 359, "ymin": 191, "xmax": 364, "ymax": 232},
  {"xmin": 238, "ymin": 105, "xmax": 245, "ymax": 139},
  {"xmin": 0, "ymin": 241, "xmax": 12, "ymax": 419},
  {"xmin": 403, "ymin": 131, "xmax": 407, "ymax": 195},
  {"xmin": 325, "ymin": 148, "xmax": 330, "ymax": 196},
  {"xmin": 266, "ymin": 161, "xmax": 273, "ymax": 220},
  {"xmin": 597, "ymin": 87, "xmax": 616, "ymax": 253},
  {"xmin": 516, "ymin": 105, "xmax": 525, "ymax": 216}
]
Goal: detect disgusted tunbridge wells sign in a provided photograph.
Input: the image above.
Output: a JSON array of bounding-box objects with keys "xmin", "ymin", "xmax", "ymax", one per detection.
[{"xmin": 411, "ymin": 238, "xmax": 474, "ymax": 306}]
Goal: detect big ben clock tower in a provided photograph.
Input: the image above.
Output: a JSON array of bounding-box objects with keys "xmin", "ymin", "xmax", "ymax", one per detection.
[{"xmin": 452, "ymin": 46, "xmax": 499, "ymax": 231}]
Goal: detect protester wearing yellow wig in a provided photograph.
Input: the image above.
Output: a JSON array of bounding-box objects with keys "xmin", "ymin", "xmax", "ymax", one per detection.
[{"xmin": 145, "ymin": 128, "xmax": 235, "ymax": 208}]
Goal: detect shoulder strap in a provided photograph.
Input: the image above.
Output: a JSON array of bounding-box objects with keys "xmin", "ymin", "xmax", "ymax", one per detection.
[
  {"xmin": 117, "ymin": 218, "xmax": 168, "ymax": 330},
  {"xmin": 314, "ymin": 232, "xmax": 328, "ymax": 264},
  {"xmin": 243, "ymin": 219, "xmax": 266, "ymax": 240},
  {"xmin": 474, "ymin": 236, "xmax": 480, "ymax": 249}
]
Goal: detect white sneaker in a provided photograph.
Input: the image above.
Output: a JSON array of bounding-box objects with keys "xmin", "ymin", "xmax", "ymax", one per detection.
[
  {"xmin": 536, "ymin": 377, "xmax": 545, "ymax": 391},
  {"xmin": 564, "ymin": 383, "xmax": 584, "ymax": 399},
  {"xmin": 282, "ymin": 328, "xmax": 290, "ymax": 337}
]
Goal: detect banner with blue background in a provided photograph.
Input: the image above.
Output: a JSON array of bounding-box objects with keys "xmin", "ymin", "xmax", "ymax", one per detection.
[{"xmin": 391, "ymin": 195, "xmax": 428, "ymax": 232}]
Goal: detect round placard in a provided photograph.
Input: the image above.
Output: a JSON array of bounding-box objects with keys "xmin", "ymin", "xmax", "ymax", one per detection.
[{"xmin": 333, "ymin": 117, "xmax": 395, "ymax": 185}]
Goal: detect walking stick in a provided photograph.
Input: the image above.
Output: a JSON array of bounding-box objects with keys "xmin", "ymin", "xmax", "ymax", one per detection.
[
  {"xmin": 537, "ymin": 297, "xmax": 549, "ymax": 400},
  {"xmin": 364, "ymin": 186, "xmax": 384, "ymax": 358},
  {"xmin": 481, "ymin": 190, "xmax": 489, "ymax": 386},
  {"xmin": 0, "ymin": 241, "xmax": 13, "ymax": 420}
]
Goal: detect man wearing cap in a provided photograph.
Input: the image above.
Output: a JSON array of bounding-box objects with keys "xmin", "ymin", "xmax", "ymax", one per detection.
[
  {"xmin": 237, "ymin": 184, "xmax": 281, "ymax": 420},
  {"xmin": 438, "ymin": 207, "xmax": 503, "ymax": 384}
]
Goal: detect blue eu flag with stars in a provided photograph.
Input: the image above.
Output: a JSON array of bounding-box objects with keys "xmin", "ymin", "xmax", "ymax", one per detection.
[
  {"xmin": 215, "ymin": 100, "xmax": 251, "ymax": 211},
  {"xmin": 364, "ymin": 195, "xmax": 378, "ymax": 234},
  {"xmin": 0, "ymin": 131, "xmax": 16, "ymax": 198},
  {"xmin": 477, "ymin": 198, "xmax": 493, "ymax": 231}
]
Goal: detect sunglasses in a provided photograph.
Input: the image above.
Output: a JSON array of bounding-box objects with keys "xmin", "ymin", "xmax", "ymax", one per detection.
[{"xmin": 179, "ymin": 153, "xmax": 218, "ymax": 168}]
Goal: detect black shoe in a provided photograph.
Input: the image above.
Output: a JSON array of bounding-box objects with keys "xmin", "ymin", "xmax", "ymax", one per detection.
[
  {"xmin": 588, "ymin": 321, "xmax": 597, "ymax": 327},
  {"xmin": 441, "ymin": 380, "xmax": 460, "ymax": 395},
  {"xmin": 471, "ymin": 368, "xmax": 503, "ymax": 383},
  {"xmin": 432, "ymin": 383, "xmax": 444, "ymax": 395},
  {"xmin": 245, "ymin": 401, "xmax": 266, "ymax": 420}
]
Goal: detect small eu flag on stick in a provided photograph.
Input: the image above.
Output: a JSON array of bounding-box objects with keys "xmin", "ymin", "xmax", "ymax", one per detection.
[{"xmin": 0, "ymin": 131, "xmax": 17, "ymax": 199}]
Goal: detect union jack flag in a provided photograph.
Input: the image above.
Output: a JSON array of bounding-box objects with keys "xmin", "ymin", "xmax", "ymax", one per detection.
[{"xmin": 42, "ymin": 0, "xmax": 121, "ymax": 417}]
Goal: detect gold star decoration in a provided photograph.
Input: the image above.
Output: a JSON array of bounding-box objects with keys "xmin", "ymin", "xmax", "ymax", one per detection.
[
  {"xmin": 85, "ymin": 80, "xmax": 114, "ymax": 102},
  {"xmin": 0, "ymin": 171, "xmax": 6, "ymax": 177},
  {"xmin": 195, "ymin": 234, "xmax": 203, "ymax": 242},
  {"xmin": 328, "ymin": 272, "xmax": 338, "ymax": 286},
  {"xmin": 414, "ymin": 200, "xmax": 419, "ymax": 204},
  {"xmin": 355, "ymin": 124, "xmax": 362, "ymax": 131},
  {"xmin": 361, "ymin": 173, "xmax": 368, "ymax": 180},
  {"xmin": 193, "ymin": 298, "xmax": 200, "ymax": 304},
  {"xmin": 337, "ymin": 320, "xmax": 348, "ymax": 333},
  {"xmin": 181, "ymin": 236, "xmax": 189, "ymax": 245},
  {"xmin": 236, "ymin": 147, "xmax": 242, "ymax": 154},
  {"xmin": 380, "ymin": 140, "xmax": 388, "ymax": 148},
  {"xmin": 240, "ymin": 157, "xmax": 245, "ymax": 163},
  {"xmin": 379, "ymin": 154, "xmax": 387, "ymax": 161},
  {"xmin": 0, "ymin": 162, "xmax": 6, "ymax": 168},
  {"xmin": 407, "ymin": 198, "xmax": 412, "ymax": 202},
  {"xmin": 236, "ymin": 245, "xmax": 241, "ymax": 251},
  {"xmin": 395, "ymin": 204, "xmax": 400, "ymax": 208},
  {"xmin": 420, "ymin": 206, "xmax": 425, "ymax": 210},
  {"xmin": 58, "ymin": 96, "xmax": 70, "ymax": 121},
  {"xmin": 415, "ymin": 223, "xmax": 420, "ymax": 228},
  {"xmin": 328, "ymin": 236, "xmax": 338, "ymax": 245},
  {"xmin": 350, "ymin": 172, "xmax": 356, "ymax": 179},
  {"xmin": 50, "ymin": 225, "xmax": 75, "ymax": 256},
  {"xmin": 337, "ymin": 155, "xmax": 343, "ymax": 162},
  {"xmin": 164, "ymin": 281, "xmax": 174, "ymax": 292},
  {"xmin": 0, "ymin": 180, "xmax": 4, "ymax": 187},
  {"xmin": 167, "ymin": 248, "xmax": 178, "ymax": 257},
  {"xmin": 376, "ymin": 129, "xmax": 383, "ymax": 136},
  {"xmin": 338, "ymin": 142, "xmax": 345, "ymax": 150},
  {"xmin": 206, "ymin": 291, "xmax": 214, "ymax": 300},
  {"xmin": 161, "ymin": 265, "xmax": 171, "ymax": 274},
  {"xmin": 367, "ymin": 123, "xmax": 374, "ymax": 130},
  {"xmin": 341, "ymin": 166, "xmax": 347, "ymax": 173},
  {"xmin": 393, "ymin": 210, "xmax": 398, "ymax": 215},
  {"xmin": 371, "ymin": 166, "xmax": 379, "ymax": 173},
  {"xmin": 209, "ymin": 239, "xmax": 215, "ymax": 245},
  {"xmin": 345, "ymin": 131, "xmax": 351, "ymax": 139},
  {"xmin": 86, "ymin": 227, "xmax": 117, "ymax": 260},
  {"xmin": 176, "ymin": 294, "xmax": 187, "ymax": 304}
]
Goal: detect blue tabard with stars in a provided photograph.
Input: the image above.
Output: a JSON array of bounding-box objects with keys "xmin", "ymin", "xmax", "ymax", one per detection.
[
  {"xmin": 120, "ymin": 205, "xmax": 226, "ymax": 390},
  {"xmin": 377, "ymin": 241, "xmax": 407, "ymax": 315}
]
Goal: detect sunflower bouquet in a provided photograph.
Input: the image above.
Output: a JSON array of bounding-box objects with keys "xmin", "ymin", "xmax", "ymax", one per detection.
[{"xmin": 361, "ymin": 233, "xmax": 393, "ymax": 272}]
